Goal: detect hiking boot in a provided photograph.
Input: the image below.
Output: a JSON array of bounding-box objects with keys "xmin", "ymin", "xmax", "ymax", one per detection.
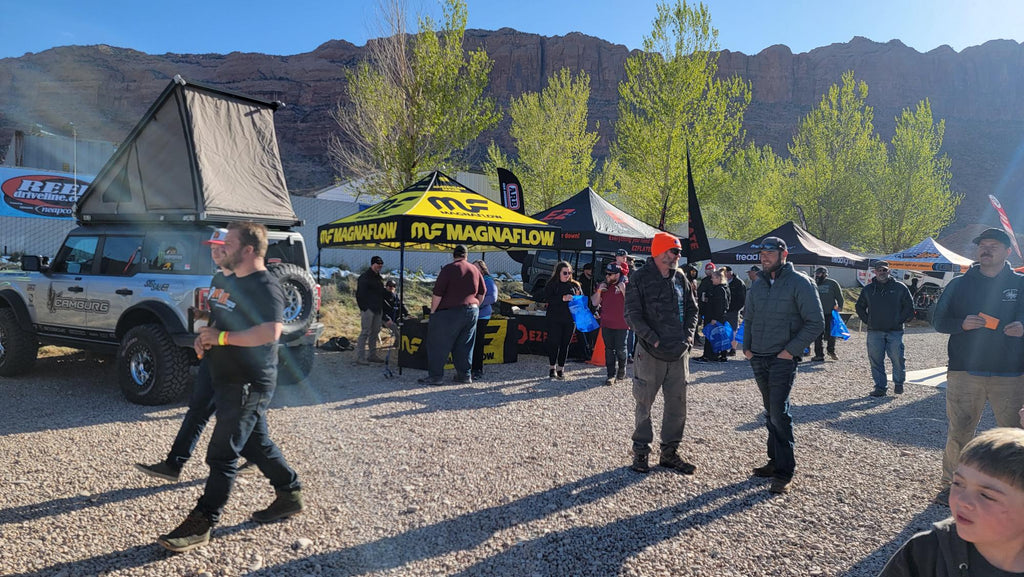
[
  {"xmin": 252, "ymin": 489, "xmax": 304, "ymax": 523},
  {"xmin": 933, "ymin": 487, "xmax": 950, "ymax": 507},
  {"xmin": 549, "ymin": 369, "xmax": 556, "ymax": 379},
  {"xmin": 616, "ymin": 368, "xmax": 626, "ymax": 381},
  {"xmin": 630, "ymin": 452, "xmax": 650, "ymax": 474},
  {"xmin": 604, "ymin": 377, "xmax": 615, "ymax": 386},
  {"xmin": 158, "ymin": 511, "xmax": 212, "ymax": 552},
  {"xmin": 894, "ymin": 383, "xmax": 905, "ymax": 395},
  {"xmin": 453, "ymin": 374, "xmax": 472, "ymax": 384},
  {"xmin": 827, "ymin": 351, "xmax": 838, "ymax": 360},
  {"xmin": 417, "ymin": 376, "xmax": 444, "ymax": 386},
  {"xmin": 769, "ymin": 478, "xmax": 793, "ymax": 494},
  {"xmin": 658, "ymin": 451, "xmax": 697, "ymax": 475},
  {"xmin": 752, "ymin": 461, "xmax": 776, "ymax": 478},
  {"xmin": 556, "ymin": 370, "xmax": 565, "ymax": 380},
  {"xmin": 810, "ymin": 356, "xmax": 825, "ymax": 362},
  {"xmin": 134, "ymin": 461, "xmax": 181, "ymax": 482},
  {"xmin": 869, "ymin": 388, "xmax": 887, "ymax": 398}
]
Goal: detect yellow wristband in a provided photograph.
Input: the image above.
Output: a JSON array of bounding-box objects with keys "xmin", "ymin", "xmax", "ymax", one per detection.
[{"xmin": 218, "ymin": 331, "xmax": 228, "ymax": 346}]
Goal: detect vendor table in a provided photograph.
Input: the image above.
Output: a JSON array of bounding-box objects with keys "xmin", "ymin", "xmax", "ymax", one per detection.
[
  {"xmin": 512, "ymin": 313, "xmax": 593, "ymax": 361},
  {"xmin": 398, "ymin": 317, "xmax": 518, "ymax": 370}
]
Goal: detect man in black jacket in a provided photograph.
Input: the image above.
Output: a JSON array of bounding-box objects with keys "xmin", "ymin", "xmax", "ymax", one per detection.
[
  {"xmin": 355, "ymin": 255, "xmax": 386, "ymax": 364},
  {"xmin": 930, "ymin": 228, "xmax": 1024, "ymax": 507},
  {"xmin": 624, "ymin": 232, "xmax": 699, "ymax": 475},
  {"xmin": 812, "ymin": 266, "xmax": 844, "ymax": 362},
  {"xmin": 856, "ymin": 260, "xmax": 915, "ymax": 397}
]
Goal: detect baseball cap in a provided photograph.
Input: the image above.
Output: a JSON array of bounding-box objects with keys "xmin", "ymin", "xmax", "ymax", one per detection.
[
  {"xmin": 604, "ymin": 262, "xmax": 621, "ymax": 274},
  {"xmin": 582, "ymin": 262, "xmax": 593, "ymax": 271},
  {"xmin": 385, "ymin": 279, "xmax": 396, "ymax": 287},
  {"xmin": 203, "ymin": 228, "xmax": 229, "ymax": 245},
  {"xmin": 616, "ymin": 249, "xmax": 629, "ymax": 257},
  {"xmin": 704, "ymin": 262, "xmax": 716, "ymax": 271},
  {"xmin": 872, "ymin": 260, "xmax": 890, "ymax": 270},
  {"xmin": 749, "ymin": 265, "xmax": 761, "ymax": 272},
  {"xmin": 758, "ymin": 237, "xmax": 787, "ymax": 251},
  {"xmin": 650, "ymin": 232, "xmax": 682, "ymax": 257},
  {"xmin": 973, "ymin": 227, "xmax": 1012, "ymax": 246},
  {"xmin": 371, "ymin": 255, "xmax": 384, "ymax": 265}
]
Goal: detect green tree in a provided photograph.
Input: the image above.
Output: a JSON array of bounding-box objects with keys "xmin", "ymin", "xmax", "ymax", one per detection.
[
  {"xmin": 328, "ymin": 0, "xmax": 499, "ymax": 198},
  {"xmin": 710, "ymin": 143, "xmax": 790, "ymax": 239},
  {"xmin": 788, "ymin": 70, "xmax": 886, "ymax": 247},
  {"xmin": 609, "ymin": 0, "xmax": 750, "ymax": 227},
  {"xmin": 484, "ymin": 68, "xmax": 598, "ymax": 212},
  {"xmin": 875, "ymin": 99, "xmax": 960, "ymax": 251}
]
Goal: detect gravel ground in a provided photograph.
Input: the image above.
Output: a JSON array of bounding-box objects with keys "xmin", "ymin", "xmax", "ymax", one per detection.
[{"xmin": 0, "ymin": 326, "xmax": 1000, "ymax": 576}]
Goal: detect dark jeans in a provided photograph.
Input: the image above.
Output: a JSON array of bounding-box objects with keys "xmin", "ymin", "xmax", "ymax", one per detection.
[
  {"xmin": 471, "ymin": 316, "xmax": 490, "ymax": 375},
  {"xmin": 427, "ymin": 305, "xmax": 479, "ymax": 380},
  {"xmin": 750, "ymin": 355, "xmax": 798, "ymax": 481},
  {"xmin": 602, "ymin": 327, "xmax": 628, "ymax": 377},
  {"xmin": 814, "ymin": 313, "xmax": 835, "ymax": 357},
  {"xmin": 547, "ymin": 320, "xmax": 575, "ymax": 366},
  {"xmin": 196, "ymin": 381, "xmax": 300, "ymax": 524},
  {"xmin": 166, "ymin": 359, "xmax": 215, "ymax": 470}
]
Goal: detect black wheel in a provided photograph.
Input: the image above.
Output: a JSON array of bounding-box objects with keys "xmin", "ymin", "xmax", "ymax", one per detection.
[
  {"xmin": 117, "ymin": 324, "xmax": 190, "ymax": 405},
  {"xmin": 278, "ymin": 343, "xmax": 315, "ymax": 386},
  {"xmin": 0, "ymin": 308, "xmax": 39, "ymax": 376},
  {"xmin": 268, "ymin": 263, "xmax": 316, "ymax": 343}
]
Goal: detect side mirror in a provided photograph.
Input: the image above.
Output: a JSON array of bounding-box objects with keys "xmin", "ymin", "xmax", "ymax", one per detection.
[{"xmin": 21, "ymin": 255, "xmax": 43, "ymax": 272}]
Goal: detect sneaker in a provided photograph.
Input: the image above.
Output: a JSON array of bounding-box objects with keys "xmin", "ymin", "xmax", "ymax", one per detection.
[
  {"xmin": 453, "ymin": 374, "xmax": 472, "ymax": 384},
  {"xmin": 827, "ymin": 352, "xmax": 838, "ymax": 360},
  {"xmin": 556, "ymin": 370, "xmax": 565, "ymax": 380},
  {"xmin": 658, "ymin": 451, "xmax": 697, "ymax": 475},
  {"xmin": 134, "ymin": 461, "xmax": 181, "ymax": 482},
  {"xmin": 630, "ymin": 452, "xmax": 650, "ymax": 473},
  {"xmin": 471, "ymin": 371, "xmax": 483, "ymax": 380},
  {"xmin": 810, "ymin": 356, "xmax": 825, "ymax": 362},
  {"xmin": 769, "ymin": 478, "xmax": 793, "ymax": 494},
  {"xmin": 417, "ymin": 376, "xmax": 444, "ymax": 386},
  {"xmin": 869, "ymin": 388, "xmax": 887, "ymax": 398},
  {"xmin": 692, "ymin": 357, "xmax": 711, "ymax": 363},
  {"xmin": 616, "ymin": 368, "xmax": 626, "ymax": 381},
  {"xmin": 549, "ymin": 369, "xmax": 556, "ymax": 379},
  {"xmin": 158, "ymin": 511, "xmax": 212, "ymax": 552},
  {"xmin": 933, "ymin": 487, "xmax": 950, "ymax": 507},
  {"xmin": 604, "ymin": 377, "xmax": 615, "ymax": 386},
  {"xmin": 237, "ymin": 460, "xmax": 257, "ymax": 475},
  {"xmin": 894, "ymin": 383, "xmax": 905, "ymax": 395},
  {"xmin": 752, "ymin": 461, "xmax": 776, "ymax": 478},
  {"xmin": 252, "ymin": 489, "xmax": 304, "ymax": 523}
]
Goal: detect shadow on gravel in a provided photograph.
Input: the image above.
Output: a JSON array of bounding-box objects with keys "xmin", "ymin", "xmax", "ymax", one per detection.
[
  {"xmin": 245, "ymin": 472, "xmax": 768, "ymax": 576},
  {"xmin": 842, "ymin": 505, "xmax": 950, "ymax": 576},
  {"xmin": 9, "ymin": 519, "xmax": 255, "ymax": 577},
  {"xmin": 333, "ymin": 374, "xmax": 607, "ymax": 419},
  {"xmin": 0, "ymin": 479, "xmax": 202, "ymax": 527}
]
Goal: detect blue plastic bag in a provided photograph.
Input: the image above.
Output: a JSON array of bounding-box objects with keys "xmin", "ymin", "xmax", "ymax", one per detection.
[
  {"xmin": 732, "ymin": 320, "xmax": 744, "ymax": 348},
  {"xmin": 702, "ymin": 322, "xmax": 734, "ymax": 353},
  {"xmin": 831, "ymin": 310, "xmax": 851, "ymax": 340},
  {"xmin": 568, "ymin": 295, "xmax": 600, "ymax": 332}
]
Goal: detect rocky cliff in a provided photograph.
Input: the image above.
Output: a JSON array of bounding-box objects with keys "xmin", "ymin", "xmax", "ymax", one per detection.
[{"xmin": 1, "ymin": 30, "xmax": 1022, "ymax": 232}]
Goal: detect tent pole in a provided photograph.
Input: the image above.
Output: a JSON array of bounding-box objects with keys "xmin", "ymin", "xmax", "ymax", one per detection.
[{"xmin": 398, "ymin": 247, "xmax": 405, "ymax": 376}]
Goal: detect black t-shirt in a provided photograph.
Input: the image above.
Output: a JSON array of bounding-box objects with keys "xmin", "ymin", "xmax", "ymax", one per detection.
[{"xmin": 206, "ymin": 269, "xmax": 283, "ymax": 391}]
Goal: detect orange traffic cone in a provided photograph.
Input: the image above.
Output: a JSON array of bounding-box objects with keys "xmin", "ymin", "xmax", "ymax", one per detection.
[{"xmin": 587, "ymin": 330, "xmax": 606, "ymax": 366}]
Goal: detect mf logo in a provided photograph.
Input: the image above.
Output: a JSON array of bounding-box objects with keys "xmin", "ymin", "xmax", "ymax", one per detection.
[
  {"xmin": 429, "ymin": 196, "xmax": 488, "ymax": 214},
  {"xmin": 410, "ymin": 222, "xmax": 446, "ymax": 240},
  {"xmin": 402, "ymin": 335, "xmax": 423, "ymax": 354},
  {"xmin": 364, "ymin": 195, "xmax": 415, "ymax": 216}
]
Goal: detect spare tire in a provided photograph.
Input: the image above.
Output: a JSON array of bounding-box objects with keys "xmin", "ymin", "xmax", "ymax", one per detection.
[{"xmin": 268, "ymin": 262, "xmax": 316, "ymax": 343}]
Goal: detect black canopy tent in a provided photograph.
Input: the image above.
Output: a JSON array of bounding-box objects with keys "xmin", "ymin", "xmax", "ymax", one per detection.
[
  {"xmin": 710, "ymin": 221, "xmax": 869, "ymax": 269},
  {"xmin": 529, "ymin": 187, "xmax": 666, "ymax": 255}
]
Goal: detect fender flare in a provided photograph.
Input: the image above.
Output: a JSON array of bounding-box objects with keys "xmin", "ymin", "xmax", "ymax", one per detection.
[
  {"xmin": 0, "ymin": 289, "xmax": 34, "ymax": 331},
  {"xmin": 116, "ymin": 302, "xmax": 189, "ymax": 340}
]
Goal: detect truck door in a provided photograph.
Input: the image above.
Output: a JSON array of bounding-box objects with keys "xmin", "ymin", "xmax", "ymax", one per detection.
[
  {"xmin": 42, "ymin": 235, "xmax": 100, "ymax": 334},
  {"xmin": 88, "ymin": 235, "xmax": 145, "ymax": 341}
]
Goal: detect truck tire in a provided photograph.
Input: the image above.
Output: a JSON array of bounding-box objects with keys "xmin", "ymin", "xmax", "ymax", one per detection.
[
  {"xmin": 0, "ymin": 308, "xmax": 39, "ymax": 376},
  {"xmin": 268, "ymin": 263, "xmax": 316, "ymax": 343},
  {"xmin": 118, "ymin": 324, "xmax": 190, "ymax": 405},
  {"xmin": 277, "ymin": 343, "xmax": 315, "ymax": 386}
]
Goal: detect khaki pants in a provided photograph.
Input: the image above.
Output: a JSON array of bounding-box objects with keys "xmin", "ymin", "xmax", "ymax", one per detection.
[
  {"xmin": 356, "ymin": 308, "xmax": 383, "ymax": 360},
  {"xmin": 941, "ymin": 371, "xmax": 1024, "ymax": 485},
  {"xmin": 631, "ymin": 346, "xmax": 690, "ymax": 455}
]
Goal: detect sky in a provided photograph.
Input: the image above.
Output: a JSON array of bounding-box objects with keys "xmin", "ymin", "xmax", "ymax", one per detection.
[{"xmin": 2, "ymin": 0, "xmax": 1022, "ymax": 60}]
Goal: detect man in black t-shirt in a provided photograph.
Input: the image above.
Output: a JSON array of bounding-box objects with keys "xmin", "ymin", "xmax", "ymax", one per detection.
[{"xmin": 158, "ymin": 222, "xmax": 304, "ymax": 553}]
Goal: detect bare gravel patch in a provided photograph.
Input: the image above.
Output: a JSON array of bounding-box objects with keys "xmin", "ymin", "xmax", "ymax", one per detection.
[{"xmin": 0, "ymin": 327, "xmax": 996, "ymax": 576}]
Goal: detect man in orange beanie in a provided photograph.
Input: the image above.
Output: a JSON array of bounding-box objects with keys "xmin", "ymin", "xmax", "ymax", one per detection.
[{"xmin": 624, "ymin": 232, "xmax": 700, "ymax": 474}]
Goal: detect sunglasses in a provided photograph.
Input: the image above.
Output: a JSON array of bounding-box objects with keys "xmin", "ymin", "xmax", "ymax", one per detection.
[
  {"xmin": 561, "ymin": 270, "xmax": 572, "ymax": 275},
  {"xmin": 666, "ymin": 248, "xmax": 681, "ymax": 255}
]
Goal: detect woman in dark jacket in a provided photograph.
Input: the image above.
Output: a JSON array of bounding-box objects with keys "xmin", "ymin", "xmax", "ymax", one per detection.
[
  {"xmin": 544, "ymin": 261, "xmax": 581, "ymax": 380},
  {"xmin": 697, "ymin": 269, "xmax": 731, "ymax": 362}
]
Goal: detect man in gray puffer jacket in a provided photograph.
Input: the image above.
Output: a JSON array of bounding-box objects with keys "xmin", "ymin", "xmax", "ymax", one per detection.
[
  {"xmin": 624, "ymin": 232, "xmax": 699, "ymax": 475},
  {"xmin": 742, "ymin": 236, "xmax": 824, "ymax": 495}
]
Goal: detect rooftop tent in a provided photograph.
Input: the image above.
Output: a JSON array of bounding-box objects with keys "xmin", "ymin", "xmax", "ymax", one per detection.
[
  {"xmin": 530, "ymin": 187, "xmax": 664, "ymax": 255},
  {"xmin": 75, "ymin": 75, "xmax": 299, "ymax": 226},
  {"xmin": 710, "ymin": 221, "xmax": 869, "ymax": 268},
  {"xmin": 875, "ymin": 237, "xmax": 973, "ymax": 273},
  {"xmin": 316, "ymin": 171, "xmax": 559, "ymax": 252}
]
